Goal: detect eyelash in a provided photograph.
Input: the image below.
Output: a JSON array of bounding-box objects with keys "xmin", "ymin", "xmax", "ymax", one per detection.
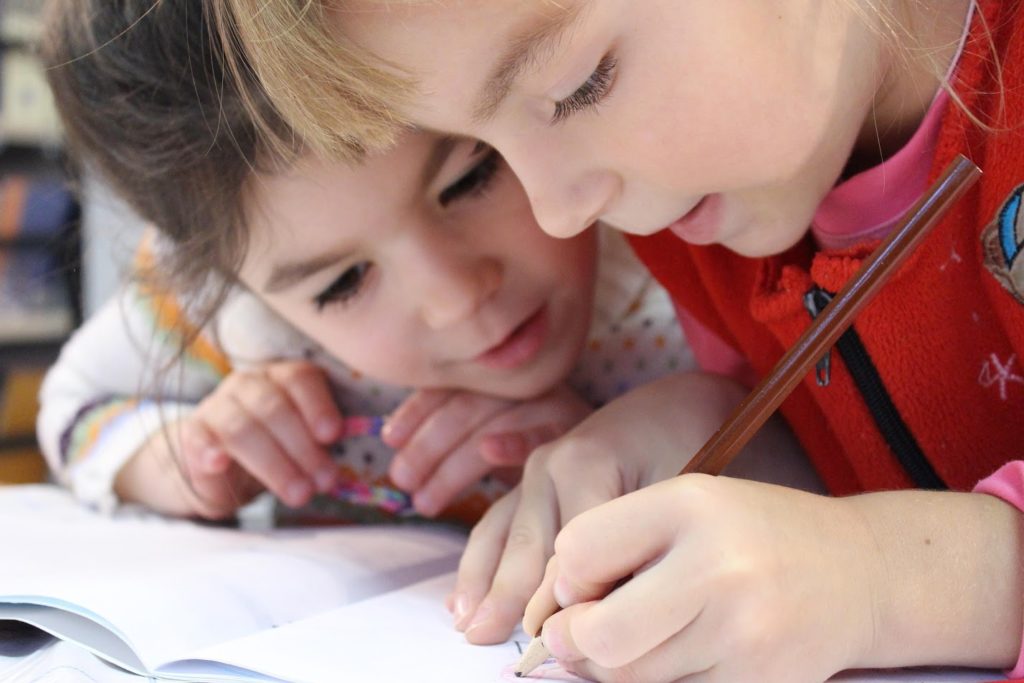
[
  {"xmin": 552, "ymin": 54, "xmax": 618, "ymax": 124},
  {"xmin": 313, "ymin": 150, "xmax": 502, "ymax": 310},
  {"xmin": 438, "ymin": 148, "xmax": 501, "ymax": 207},
  {"xmin": 314, "ymin": 261, "xmax": 372, "ymax": 311}
]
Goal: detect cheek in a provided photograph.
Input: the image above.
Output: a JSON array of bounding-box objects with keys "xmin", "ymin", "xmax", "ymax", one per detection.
[
  {"xmin": 275, "ymin": 308, "xmax": 428, "ymax": 384},
  {"xmin": 322, "ymin": 322, "xmax": 425, "ymax": 383}
]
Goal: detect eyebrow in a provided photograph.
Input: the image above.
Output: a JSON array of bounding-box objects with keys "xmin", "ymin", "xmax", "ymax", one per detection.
[
  {"xmin": 263, "ymin": 250, "xmax": 350, "ymax": 294},
  {"xmin": 471, "ymin": 3, "xmax": 585, "ymax": 124}
]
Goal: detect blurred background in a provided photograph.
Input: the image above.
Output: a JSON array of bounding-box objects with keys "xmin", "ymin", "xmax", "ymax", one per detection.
[{"xmin": 0, "ymin": 1, "xmax": 145, "ymax": 484}]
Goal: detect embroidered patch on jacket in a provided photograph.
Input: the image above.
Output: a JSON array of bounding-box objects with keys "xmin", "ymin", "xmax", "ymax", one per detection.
[{"xmin": 982, "ymin": 184, "xmax": 1024, "ymax": 304}]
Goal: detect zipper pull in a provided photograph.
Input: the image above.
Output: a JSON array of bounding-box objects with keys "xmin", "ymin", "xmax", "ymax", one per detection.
[{"xmin": 803, "ymin": 287, "xmax": 833, "ymax": 387}]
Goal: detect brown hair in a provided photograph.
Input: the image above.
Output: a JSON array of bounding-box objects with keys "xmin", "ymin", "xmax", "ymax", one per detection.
[{"xmin": 41, "ymin": 0, "xmax": 296, "ymax": 313}]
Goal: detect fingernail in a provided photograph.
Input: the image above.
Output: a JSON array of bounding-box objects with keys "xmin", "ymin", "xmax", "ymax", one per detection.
[
  {"xmin": 390, "ymin": 459, "xmax": 414, "ymax": 490},
  {"xmin": 285, "ymin": 479, "xmax": 313, "ymax": 507},
  {"xmin": 553, "ymin": 577, "xmax": 576, "ymax": 607},
  {"xmin": 314, "ymin": 466, "xmax": 339, "ymax": 493},
  {"xmin": 413, "ymin": 491, "xmax": 439, "ymax": 518},
  {"xmin": 316, "ymin": 417, "xmax": 342, "ymax": 442},
  {"xmin": 464, "ymin": 601, "xmax": 493, "ymax": 634},
  {"xmin": 380, "ymin": 419, "xmax": 399, "ymax": 446},
  {"xmin": 203, "ymin": 447, "xmax": 223, "ymax": 471},
  {"xmin": 451, "ymin": 593, "xmax": 470, "ymax": 626}
]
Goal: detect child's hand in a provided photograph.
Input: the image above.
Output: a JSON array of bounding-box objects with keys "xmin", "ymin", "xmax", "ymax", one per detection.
[
  {"xmin": 527, "ymin": 481, "xmax": 1024, "ymax": 683},
  {"xmin": 382, "ymin": 385, "xmax": 593, "ymax": 517},
  {"xmin": 117, "ymin": 360, "xmax": 347, "ymax": 519},
  {"xmin": 526, "ymin": 476, "xmax": 871, "ymax": 683},
  {"xmin": 182, "ymin": 360, "xmax": 346, "ymax": 512},
  {"xmin": 448, "ymin": 372, "xmax": 749, "ymax": 644}
]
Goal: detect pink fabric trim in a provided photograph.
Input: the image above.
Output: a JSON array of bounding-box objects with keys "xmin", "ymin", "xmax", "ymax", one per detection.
[
  {"xmin": 974, "ymin": 461, "xmax": 1024, "ymax": 679},
  {"xmin": 812, "ymin": 91, "xmax": 949, "ymax": 250}
]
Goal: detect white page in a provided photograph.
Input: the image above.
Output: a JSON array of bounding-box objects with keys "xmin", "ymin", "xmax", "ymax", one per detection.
[
  {"xmin": 1, "ymin": 486, "xmax": 464, "ymax": 674},
  {"xmin": 179, "ymin": 575, "xmax": 1002, "ymax": 683},
  {"xmin": 181, "ymin": 573, "xmax": 585, "ymax": 683}
]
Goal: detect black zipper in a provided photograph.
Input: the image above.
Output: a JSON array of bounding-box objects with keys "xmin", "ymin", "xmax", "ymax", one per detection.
[{"xmin": 804, "ymin": 286, "xmax": 947, "ymax": 490}]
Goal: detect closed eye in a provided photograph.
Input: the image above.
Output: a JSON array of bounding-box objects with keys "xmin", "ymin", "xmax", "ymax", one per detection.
[
  {"xmin": 439, "ymin": 148, "xmax": 502, "ymax": 207},
  {"xmin": 314, "ymin": 261, "xmax": 372, "ymax": 310},
  {"xmin": 552, "ymin": 54, "xmax": 618, "ymax": 124}
]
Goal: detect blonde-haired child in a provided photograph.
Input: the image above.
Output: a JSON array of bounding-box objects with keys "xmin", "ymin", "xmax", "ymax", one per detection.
[
  {"xmin": 38, "ymin": 0, "xmax": 732, "ymax": 531},
  {"xmin": 211, "ymin": 0, "xmax": 1024, "ymax": 680}
]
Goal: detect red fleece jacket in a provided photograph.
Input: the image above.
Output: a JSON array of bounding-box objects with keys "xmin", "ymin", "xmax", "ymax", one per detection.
[{"xmin": 628, "ymin": 0, "xmax": 1024, "ymax": 496}]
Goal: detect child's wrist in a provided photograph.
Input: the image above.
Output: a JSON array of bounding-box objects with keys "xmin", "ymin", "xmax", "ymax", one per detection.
[
  {"xmin": 820, "ymin": 495, "xmax": 884, "ymax": 671},
  {"xmin": 841, "ymin": 490, "xmax": 1024, "ymax": 670}
]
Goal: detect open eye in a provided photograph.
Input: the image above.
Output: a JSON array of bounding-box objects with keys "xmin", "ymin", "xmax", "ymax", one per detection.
[
  {"xmin": 439, "ymin": 148, "xmax": 501, "ymax": 207},
  {"xmin": 314, "ymin": 261, "xmax": 373, "ymax": 310},
  {"xmin": 552, "ymin": 54, "xmax": 618, "ymax": 124}
]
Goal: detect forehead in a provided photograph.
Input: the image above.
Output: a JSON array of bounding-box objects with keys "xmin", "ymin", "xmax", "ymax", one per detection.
[
  {"xmin": 243, "ymin": 132, "xmax": 434, "ymax": 256},
  {"xmin": 339, "ymin": 0, "xmax": 581, "ymax": 126}
]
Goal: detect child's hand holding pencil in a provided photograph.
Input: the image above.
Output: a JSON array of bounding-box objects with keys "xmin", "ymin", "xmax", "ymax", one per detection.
[{"xmin": 511, "ymin": 157, "xmax": 984, "ymax": 681}]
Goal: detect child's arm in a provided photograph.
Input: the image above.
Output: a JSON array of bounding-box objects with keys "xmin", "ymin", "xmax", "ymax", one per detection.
[
  {"xmin": 381, "ymin": 384, "xmax": 594, "ymax": 517},
  {"xmin": 37, "ymin": 284, "xmax": 223, "ymax": 511}
]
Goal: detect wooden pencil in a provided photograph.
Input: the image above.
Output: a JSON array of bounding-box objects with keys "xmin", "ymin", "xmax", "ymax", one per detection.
[{"xmin": 514, "ymin": 153, "xmax": 981, "ymax": 678}]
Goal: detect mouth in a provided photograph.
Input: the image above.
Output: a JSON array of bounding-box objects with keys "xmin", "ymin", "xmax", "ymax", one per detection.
[
  {"xmin": 666, "ymin": 194, "xmax": 721, "ymax": 244},
  {"xmin": 475, "ymin": 306, "xmax": 549, "ymax": 370}
]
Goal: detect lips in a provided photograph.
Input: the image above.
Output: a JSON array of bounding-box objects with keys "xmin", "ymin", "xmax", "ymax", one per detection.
[
  {"xmin": 666, "ymin": 194, "xmax": 721, "ymax": 244},
  {"xmin": 475, "ymin": 306, "xmax": 549, "ymax": 370}
]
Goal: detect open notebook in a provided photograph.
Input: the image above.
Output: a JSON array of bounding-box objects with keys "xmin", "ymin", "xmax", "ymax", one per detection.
[{"xmin": 0, "ymin": 485, "xmax": 579, "ymax": 682}]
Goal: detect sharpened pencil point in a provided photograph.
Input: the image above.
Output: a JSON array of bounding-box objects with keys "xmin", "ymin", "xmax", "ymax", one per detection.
[{"xmin": 514, "ymin": 636, "xmax": 551, "ymax": 679}]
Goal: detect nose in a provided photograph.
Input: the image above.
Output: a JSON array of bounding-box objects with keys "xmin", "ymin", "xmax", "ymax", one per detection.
[
  {"xmin": 416, "ymin": 243, "xmax": 503, "ymax": 331},
  {"xmin": 503, "ymin": 140, "xmax": 620, "ymax": 238}
]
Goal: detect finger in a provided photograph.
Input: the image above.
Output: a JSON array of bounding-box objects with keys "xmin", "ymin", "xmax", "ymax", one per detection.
[
  {"xmin": 235, "ymin": 376, "xmax": 339, "ymax": 492},
  {"xmin": 205, "ymin": 396, "xmax": 314, "ymax": 507},
  {"xmin": 550, "ymin": 485, "xmax": 678, "ymax": 605},
  {"xmin": 450, "ymin": 489, "xmax": 519, "ymax": 630},
  {"xmin": 463, "ymin": 473, "xmax": 559, "ymax": 645},
  {"xmin": 562, "ymin": 605, "xmax": 718, "ymax": 683},
  {"xmin": 390, "ymin": 393, "xmax": 507, "ymax": 491},
  {"xmin": 522, "ymin": 555, "xmax": 561, "ymax": 637},
  {"xmin": 546, "ymin": 442, "xmax": 628, "ymax": 550},
  {"xmin": 175, "ymin": 421, "xmax": 263, "ymax": 518},
  {"xmin": 185, "ymin": 460, "xmax": 264, "ymax": 520},
  {"xmin": 266, "ymin": 361, "xmax": 345, "ymax": 443},
  {"xmin": 380, "ymin": 388, "xmax": 453, "ymax": 448},
  {"xmin": 410, "ymin": 440, "xmax": 493, "ymax": 517},
  {"xmin": 180, "ymin": 419, "xmax": 229, "ymax": 474},
  {"xmin": 556, "ymin": 546, "xmax": 705, "ymax": 670},
  {"xmin": 478, "ymin": 422, "xmax": 563, "ymax": 466}
]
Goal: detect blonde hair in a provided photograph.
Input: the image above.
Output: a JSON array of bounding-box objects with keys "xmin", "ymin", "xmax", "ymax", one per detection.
[
  {"xmin": 211, "ymin": 0, "xmax": 413, "ymax": 160},
  {"xmin": 214, "ymin": 0, "xmax": 1004, "ymax": 159}
]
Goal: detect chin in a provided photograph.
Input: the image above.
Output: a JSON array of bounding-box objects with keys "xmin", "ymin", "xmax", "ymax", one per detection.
[{"xmin": 723, "ymin": 221, "xmax": 808, "ymax": 258}]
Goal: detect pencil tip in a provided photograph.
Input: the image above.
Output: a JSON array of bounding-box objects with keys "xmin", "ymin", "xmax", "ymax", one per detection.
[{"xmin": 514, "ymin": 673, "xmax": 524, "ymax": 678}]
